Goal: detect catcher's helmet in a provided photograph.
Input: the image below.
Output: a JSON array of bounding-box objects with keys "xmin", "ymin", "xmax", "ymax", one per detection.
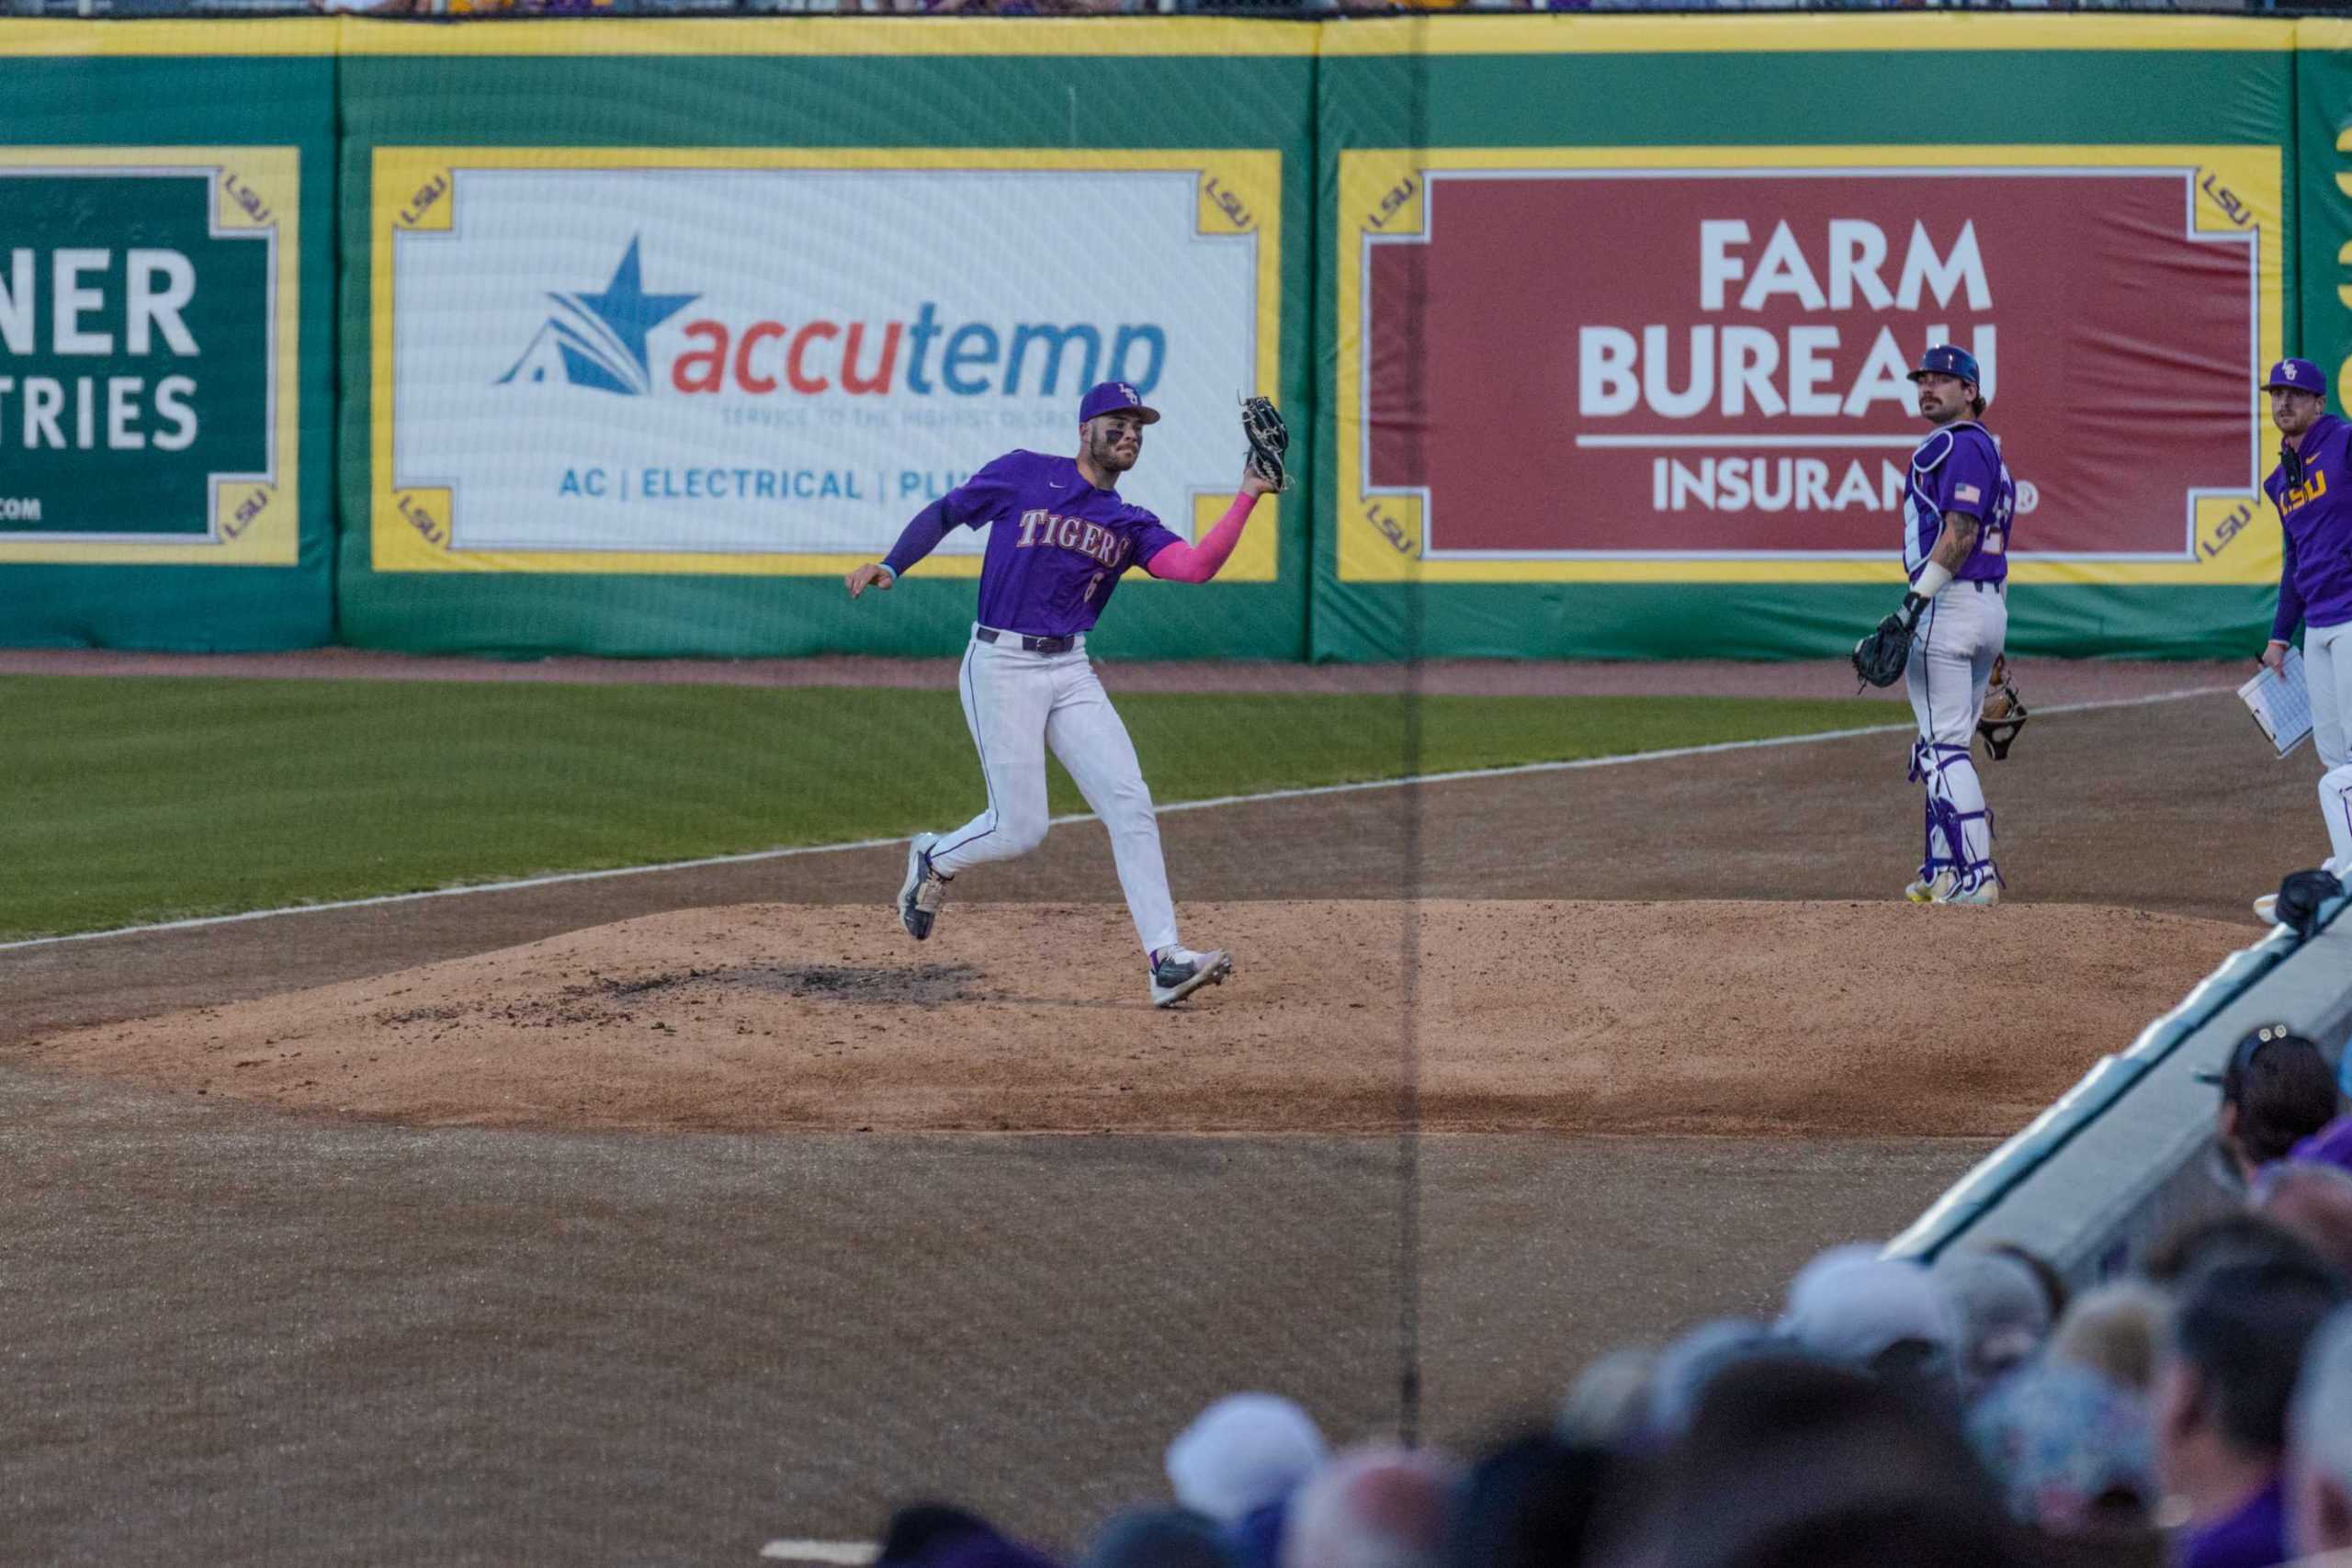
[{"xmin": 1908, "ymin": 344, "xmax": 1981, "ymax": 389}]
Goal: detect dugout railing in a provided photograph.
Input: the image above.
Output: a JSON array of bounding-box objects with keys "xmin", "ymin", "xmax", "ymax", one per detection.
[{"xmin": 1887, "ymin": 886, "xmax": 2352, "ymax": 1285}]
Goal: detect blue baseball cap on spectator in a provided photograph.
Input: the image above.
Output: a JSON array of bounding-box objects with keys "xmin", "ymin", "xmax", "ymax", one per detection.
[
  {"xmin": 1908, "ymin": 344, "xmax": 1981, "ymax": 388},
  {"xmin": 2264, "ymin": 357, "xmax": 2326, "ymax": 396},
  {"xmin": 1080, "ymin": 380, "xmax": 1159, "ymax": 425}
]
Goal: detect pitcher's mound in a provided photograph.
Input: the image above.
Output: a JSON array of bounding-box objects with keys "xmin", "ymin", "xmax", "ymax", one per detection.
[{"xmin": 22, "ymin": 900, "xmax": 2247, "ymax": 1138}]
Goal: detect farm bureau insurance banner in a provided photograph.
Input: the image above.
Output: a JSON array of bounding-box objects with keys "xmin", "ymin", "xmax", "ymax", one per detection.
[
  {"xmin": 373, "ymin": 150, "xmax": 1283, "ymax": 581},
  {"xmin": 1336, "ymin": 146, "xmax": 2282, "ymax": 590},
  {"xmin": 0, "ymin": 150, "xmax": 301, "ymax": 568}
]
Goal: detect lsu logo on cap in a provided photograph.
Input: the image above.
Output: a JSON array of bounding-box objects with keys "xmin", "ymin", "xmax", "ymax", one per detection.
[{"xmin": 2263, "ymin": 357, "xmax": 2326, "ymax": 396}]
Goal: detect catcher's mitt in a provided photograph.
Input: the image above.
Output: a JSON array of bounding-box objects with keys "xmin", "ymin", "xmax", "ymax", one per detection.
[
  {"xmin": 1978, "ymin": 655, "xmax": 2029, "ymax": 760},
  {"xmin": 1241, "ymin": 394, "xmax": 1290, "ymax": 492},
  {"xmin": 2273, "ymin": 867, "xmax": 2346, "ymax": 939},
  {"xmin": 1851, "ymin": 592, "xmax": 1927, "ymax": 689}
]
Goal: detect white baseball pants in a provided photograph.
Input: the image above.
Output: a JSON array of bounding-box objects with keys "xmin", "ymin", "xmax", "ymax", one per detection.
[
  {"xmin": 1905, "ymin": 581, "xmax": 2008, "ymax": 891},
  {"xmin": 2305, "ymin": 618, "xmax": 2352, "ymax": 871},
  {"xmin": 926, "ymin": 628, "xmax": 1181, "ymax": 958}
]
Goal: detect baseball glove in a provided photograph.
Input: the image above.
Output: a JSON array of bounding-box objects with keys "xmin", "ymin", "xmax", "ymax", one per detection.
[
  {"xmin": 2272, "ymin": 867, "xmax": 2346, "ymax": 941},
  {"xmin": 1851, "ymin": 592, "xmax": 1928, "ymax": 689},
  {"xmin": 1978, "ymin": 655, "xmax": 2029, "ymax": 760},
  {"xmin": 1241, "ymin": 394, "xmax": 1291, "ymax": 492}
]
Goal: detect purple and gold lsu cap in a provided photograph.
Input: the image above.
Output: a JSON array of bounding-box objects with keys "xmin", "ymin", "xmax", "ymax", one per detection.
[
  {"xmin": 1908, "ymin": 344, "xmax": 1982, "ymax": 387},
  {"xmin": 1079, "ymin": 380, "xmax": 1160, "ymax": 425},
  {"xmin": 2263, "ymin": 357, "xmax": 2326, "ymax": 396}
]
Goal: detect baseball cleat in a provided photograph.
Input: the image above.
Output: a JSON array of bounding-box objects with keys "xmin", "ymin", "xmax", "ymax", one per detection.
[
  {"xmin": 2255, "ymin": 893, "xmax": 2282, "ymax": 927},
  {"xmin": 1905, "ymin": 871, "xmax": 1952, "ymax": 904},
  {"xmin": 1149, "ymin": 947, "xmax": 1232, "ymax": 1009},
  {"xmin": 1936, "ymin": 875, "xmax": 2001, "ymax": 908},
  {"xmin": 897, "ymin": 832, "xmax": 947, "ymax": 941}
]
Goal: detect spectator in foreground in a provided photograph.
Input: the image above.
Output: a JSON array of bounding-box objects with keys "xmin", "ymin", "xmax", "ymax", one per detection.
[
  {"xmin": 1644, "ymin": 1319, "xmax": 1780, "ymax": 1439},
  {"xmin": 1078, "ymin": 1508, "xmax": 1238, "ymax": 1568},
  {"xmin": 1167, "ymin": 1394, "xmax": 1327, "ymax": 1525},
  {"xmin": 2201, "ymin": 1025, "xmax": 2340, "ymax": 1186},
  {"xmin": 1965, "ymin": 1358, "xmax": 2161, "ymax": 1551},
  {"xmin": 1166, "ymin": 1393, "xmax": 1328, "ymax": 1568},
  {"xmin": 876, "ymin": 1505, "xmax": 999, "ymax": 1567},
  {"xmin": 1776, "ymin": 1247, "xmax": 1957, "ymax": 1404},
  {"xmin": 2154, "ymin": 1258, "xmax": 2347, "ymax": 1568},
  {"xmin": 1280, "ymin": 1445, "xmax": 1455, "ymax": 1568},
  {"xmin": 1443, "ymin": 1431, "xmax": 1612, "ymax": 1568},
  {"xmin": 2252, "ymin": 1159, "xmax": 2352, "ymax": 1276},
  {"xmin": 1933, "ymin": 1248, "xmax": 2056, "ymax": 1400},
  {"xmin": 1593, "ymin": 1356, "xmax": 2030, "ymax": 1568},
  {"xmin": 1986, "ymin": 1241, "xmax": 2072, "ymax": 1325},
  {"xmin": 929, "ymin": 1530, "xmax": 1065, "ymax": 1568},
  {"xmin": 2289, "ymin": 1307, "xmax": 2352, "ymax": 1559},
  {"xmin": 2143, "ymin": 1211, "xmax": 2333, "ymax": 1287},
  {"xmin": 1555, "ymin": 1348, "xmax": 1655, "ymax": 1448},
  {"xmin": 2048, "ymin": 1280, "xmax": 2173, "ymax": 1398}
]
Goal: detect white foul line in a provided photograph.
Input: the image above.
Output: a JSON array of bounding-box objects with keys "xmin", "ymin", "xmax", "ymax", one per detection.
[
  {"xmin": 759, "ymin": 1541, "xmax": 878, "ymax": 1564},
  {"xmin": 0, "ymin": 684, "xmax": 2227, "ymax": 954}
]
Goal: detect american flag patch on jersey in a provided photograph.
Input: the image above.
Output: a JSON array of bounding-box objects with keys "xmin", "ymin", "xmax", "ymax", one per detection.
[{"xmin": 1956, "ymin": 483, "xmax": 1982, "ymax": 502}]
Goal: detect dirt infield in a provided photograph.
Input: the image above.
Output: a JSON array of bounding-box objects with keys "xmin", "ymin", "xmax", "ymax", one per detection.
[
  {"xmin": 23, "ymin": 899, "xmax": 2246, "ymax": 1139},
  {"xmin": 0, "ymin": 659, "xmax": 2325, "ymax": 1562}
]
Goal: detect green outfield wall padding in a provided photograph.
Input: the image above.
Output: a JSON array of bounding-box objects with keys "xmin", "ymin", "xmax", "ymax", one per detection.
[
  {"xmin": 0, "ymin": 17, "xmax": 2327, "ymax": 662},
  {"xmin": 0, "ymin": 38, "xmax": 337, "ymax": 651},
  {"xmin": 2299, "ymin": 21, "xmax": 2352, "ymax": 540}
]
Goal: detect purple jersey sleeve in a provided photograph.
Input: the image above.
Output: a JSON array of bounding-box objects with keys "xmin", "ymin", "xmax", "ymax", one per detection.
[
  {"xmin": 942, "ymin": 453, "xmax": 1028, "ymax": 530},
  {"xmin": 1125, "ymin": 509, "xmax": 1185, "ymax": 570},
  {"xmin": 1938, "ymin": 434, "xmax": 1998, "ymax": 522}
]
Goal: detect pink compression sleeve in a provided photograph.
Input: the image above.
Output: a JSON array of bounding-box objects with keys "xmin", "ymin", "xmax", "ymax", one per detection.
[{"xmin": 1143, "ymin": 493, "xmax": 1259, "ymax": 584}]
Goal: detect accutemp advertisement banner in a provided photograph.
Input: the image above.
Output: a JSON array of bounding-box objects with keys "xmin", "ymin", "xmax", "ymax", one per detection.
[
  {"xmin": 373, "ymin": 149, "xmax": 1283, "ymax": 579},
  {"xmin": 1336, "ymin": 146, "xmax": 2283, "ymax": 587},
  {"xmin": 0, "ymin": 149, "xmax": 301, "ymax": 567}
]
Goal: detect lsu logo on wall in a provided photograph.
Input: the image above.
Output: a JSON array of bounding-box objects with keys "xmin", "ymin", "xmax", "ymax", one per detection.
[
  {"xmin": 374, "ymin": 151, "xmax": 1282, "ymax": 577},
  {"xmin": 0, "ymin": 152, "xmax": 300, "ymax": 566}
]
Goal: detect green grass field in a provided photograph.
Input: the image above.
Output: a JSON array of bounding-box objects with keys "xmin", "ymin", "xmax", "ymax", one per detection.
[{"xmin": 0, "ymin": 676, "xmax": 1898, "ymax": 940}]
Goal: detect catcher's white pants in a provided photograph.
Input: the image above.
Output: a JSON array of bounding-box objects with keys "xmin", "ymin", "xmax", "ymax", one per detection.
[
  {"xmin": 927, "ymin": 627, "xmax": 1181, "ymax": 958},
  {"xmin": 1905, "ymin": 581, "xmax": 2008, "ymax": 890},
  {"xmin": 2306, "ymin": 617, "xmax": 2352, "ymax": 871}
]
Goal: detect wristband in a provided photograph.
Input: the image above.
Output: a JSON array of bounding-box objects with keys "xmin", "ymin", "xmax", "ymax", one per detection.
[{"xmin": 1911, "ymin": 562, "xmax": 1953, "ymax": 599}]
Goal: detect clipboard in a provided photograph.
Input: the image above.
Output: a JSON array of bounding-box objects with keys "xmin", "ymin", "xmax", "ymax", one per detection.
[{"xmin": 2239, "ymin": 646, "xmax": 2314, "ymax": 760}]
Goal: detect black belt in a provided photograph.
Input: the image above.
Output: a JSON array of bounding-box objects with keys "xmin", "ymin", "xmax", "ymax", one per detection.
[
  {"xmin": 1970, "ymin": 579, "xmax": 2005, "ymax": 593},
  {"xmin": 977, "ymin": 626, "xmax": 1075, "ymax": 654}
]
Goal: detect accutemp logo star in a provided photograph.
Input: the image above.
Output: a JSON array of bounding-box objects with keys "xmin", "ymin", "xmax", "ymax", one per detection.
[{"xmin": 497, "ymin": 236, "xmax": 699, "ymax": 397}]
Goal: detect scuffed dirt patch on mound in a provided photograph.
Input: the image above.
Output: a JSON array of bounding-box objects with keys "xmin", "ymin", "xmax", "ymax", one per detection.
[{"xmin": 15, "ymin": 900, "xmax": 2251, "ymax": 1138}]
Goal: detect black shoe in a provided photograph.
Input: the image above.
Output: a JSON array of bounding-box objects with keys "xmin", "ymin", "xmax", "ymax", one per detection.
[{"xmin": 897, "ymin": 834, "xmax": 946, "ymax": 941}]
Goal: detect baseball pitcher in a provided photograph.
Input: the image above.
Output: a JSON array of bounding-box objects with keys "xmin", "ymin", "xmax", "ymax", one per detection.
[
  {"xmin": 845, "ymin": 381, "xmax": 1286, "ymax": 1008},
  {"xmin": 2256, "ymin": 357, "xmax": 2352, "ymax": 923}
]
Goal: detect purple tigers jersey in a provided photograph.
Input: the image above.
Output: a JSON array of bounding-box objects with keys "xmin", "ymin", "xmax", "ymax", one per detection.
[
  {"xmin": 1905, "ymin": 420, "xmax": 2014, "ymax": 584},
  {"xmin": 941, "ymin": 450, "xmax": 1184, "ymax": 638}
]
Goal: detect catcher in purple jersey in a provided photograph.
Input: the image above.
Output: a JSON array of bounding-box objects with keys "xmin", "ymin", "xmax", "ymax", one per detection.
[
  {"xmin": 846, "ymin": 380, "xmax": 1280, "ymax": 1008},
  {"xmin": 1876, "ymin": 344, "xmax": 2018, "ymax": 906}
]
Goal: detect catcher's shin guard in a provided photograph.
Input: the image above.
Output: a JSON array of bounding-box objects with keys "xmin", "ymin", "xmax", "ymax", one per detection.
[{"xmin": 1917, "ymin": 741, "xmax": 1999, "ymax": 891}]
